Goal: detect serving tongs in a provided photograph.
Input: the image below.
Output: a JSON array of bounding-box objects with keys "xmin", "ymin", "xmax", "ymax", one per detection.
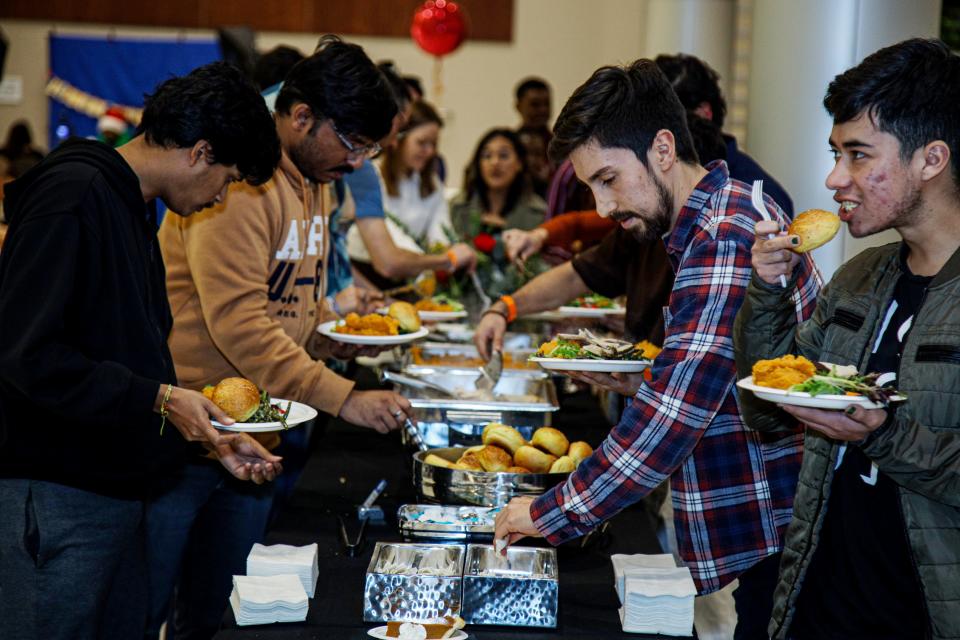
[
  {"xmin": 382, "ymin": 370, "xmax": 458, "ymax": 398},
  {"xmin": 475, "ymin": 349, "xmax": 503, "ymax": 395}
]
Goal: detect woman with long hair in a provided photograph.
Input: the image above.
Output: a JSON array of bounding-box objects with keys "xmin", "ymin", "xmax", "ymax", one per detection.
[{"xmin": 376, "ymin": 100, "xmax": 451, "ymax": 246}]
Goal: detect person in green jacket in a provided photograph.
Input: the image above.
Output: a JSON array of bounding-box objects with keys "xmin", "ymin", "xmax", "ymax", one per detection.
[{"xmin": 734, "ymin": 38, "xmax": 960, "ymax": 640}]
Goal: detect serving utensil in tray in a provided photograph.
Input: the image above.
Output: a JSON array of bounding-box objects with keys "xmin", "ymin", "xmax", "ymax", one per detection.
[
  {"xmin": 461, "ymin": 544, "xmax": 558, "ymax": 627},
  {"xmin": 362, "ymin": 542, "xmax": 465, "ymax": 623}
]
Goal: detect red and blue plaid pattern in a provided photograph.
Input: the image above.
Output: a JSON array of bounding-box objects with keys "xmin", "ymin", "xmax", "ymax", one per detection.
[{"xmin": 531, "ymin": 162, "xmax": 822, "ymax": 593}]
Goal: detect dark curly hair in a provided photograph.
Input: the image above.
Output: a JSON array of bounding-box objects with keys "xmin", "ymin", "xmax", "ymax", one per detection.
[
  {"xmin": 824, "ymin": 37, "xmax": 960, "ymax": 188},
  {"xmin": 463, "ymin": 128, "xmax": 531, "ymax": 216},
  {"xmin": 275, "ymin": 35, "xmax": 397, "ymax": 145},
  {"xmin": 548, "ymin": 59, "xmax": 698, "ymax": 167},
  {"xmin": 253, "ymin": 45, "xmax": 304, "ymax": 91},
  {"xmin": 138, "ymin": 61, "xmax": 279, "ymax": 185},
  {"xmin": 655, "ymin": 53, "xmax": 727, "ymax": 127}
]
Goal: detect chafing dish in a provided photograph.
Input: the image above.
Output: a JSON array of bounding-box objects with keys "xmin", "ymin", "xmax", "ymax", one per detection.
[
  {"xmin": 395, "ymin": 368, "xmax": 558, "ymax": 448},
  {"xmin": 397, "ymin": 504, "xmax": 500, "ymax": 542},
  {"xmin": 406, "ymin": 342, "xmax": 542, "ymax": 375},
  {"xmin": 362, "ymin": 542, "xmax": 464, "ymax": 623},
  {"xmin": 461, "ymin": 544, "xmax": 559, "ymax": 627},
  {"xmin": 412, "ymin": 447, "xmax": 570, "ymax": 507}
]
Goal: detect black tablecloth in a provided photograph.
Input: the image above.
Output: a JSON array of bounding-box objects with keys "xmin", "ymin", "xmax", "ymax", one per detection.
[{"xmin": 214, "ymin": 373, "xmax": 694, "ymax": 640}]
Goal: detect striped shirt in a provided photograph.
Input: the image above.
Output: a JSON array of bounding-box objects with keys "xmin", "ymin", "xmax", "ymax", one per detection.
[{"xmin": 531, "ymin": 161, "xmax": 821, "ymax": 593}]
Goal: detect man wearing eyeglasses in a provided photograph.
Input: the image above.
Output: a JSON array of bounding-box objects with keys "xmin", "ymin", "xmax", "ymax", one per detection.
[{"xmin": 145, "ymin": 36, "xmax": 408, "ymax": 639}]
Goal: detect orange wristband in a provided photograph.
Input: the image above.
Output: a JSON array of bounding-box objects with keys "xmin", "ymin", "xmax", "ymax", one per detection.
[
  {"xmin": 445, "ymin": 249, "xmax": 458, "ymax": 270},
  {"xmin": 500, "ymin": 295, "xmax": 518, "ymax": 322}
]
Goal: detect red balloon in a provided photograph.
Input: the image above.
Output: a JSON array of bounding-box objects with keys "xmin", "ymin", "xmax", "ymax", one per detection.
[{"xmin": 411, "ymin": 0, "xmax": 467, "ymax": 57}]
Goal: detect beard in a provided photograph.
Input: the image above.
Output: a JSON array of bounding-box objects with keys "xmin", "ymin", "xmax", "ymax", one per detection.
[
  {"xmin": 610, "ymin": 173, "xmax": 674, "ymax": 242},
  {"xmin": 287, "ymin": 133, "xmax": 354, "ymax": 183}
]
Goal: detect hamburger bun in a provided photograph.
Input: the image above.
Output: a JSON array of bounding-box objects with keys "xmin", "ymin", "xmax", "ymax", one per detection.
[
  {"xmin": 211, "ymin": 377, "xmax": 261, "ymax": 421},
  {"xmin": 567, "ymin": 441, "xmax": 594, "ymax": 465},
  {"xmin": 475, "ymin": 445, "xmax": 513, "ymax": 472},
  {"xmin": 549, "ymin": 456, "xmax": 576, "ymax": 473},
  {"xmin": 388, "ymin": 301, "xmax": 421, "ymax": 333},
  {"xmin": 788, "ymin": 209, "xmax": 841, "ymax": 253},
  {"xmin": 514, "ymin": 445, "xmax": 557, "ymax": 473},
  {"xmin": 481, "ymin": 423, "xmax": 526, "ymax": 455},
  {"xmin": 531, "ymin": 427, "xmax": 570, "ymax": 457}
]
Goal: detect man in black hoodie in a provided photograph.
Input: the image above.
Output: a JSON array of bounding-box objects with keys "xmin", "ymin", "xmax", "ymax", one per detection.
[{"xmin": 0, "ymin": 62, "xmax": 283, "ymax": 639}]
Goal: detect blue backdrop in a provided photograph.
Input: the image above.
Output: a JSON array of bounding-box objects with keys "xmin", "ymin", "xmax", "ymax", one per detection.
[{"xmin": 48, "ymin": 34, "xmax": 221, "ymax": 150}]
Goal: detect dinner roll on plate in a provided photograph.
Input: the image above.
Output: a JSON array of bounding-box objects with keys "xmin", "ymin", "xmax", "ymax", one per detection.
[{"xmin": 211, "ymin": 377, "xmax": 260, "ymax": 422}]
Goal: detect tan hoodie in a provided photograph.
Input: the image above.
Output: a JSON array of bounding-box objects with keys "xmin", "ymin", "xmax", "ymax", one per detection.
[{"xmin": 159, "ymin": 151, "xmax": 354, "ymax": 417}]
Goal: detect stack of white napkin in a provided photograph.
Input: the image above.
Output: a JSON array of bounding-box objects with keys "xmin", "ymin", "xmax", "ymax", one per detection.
[
  {"xmin": 229, "ymin": 574, "xmax": 308, "ymax": 626},
  {"xmin": 610, "ymin": 553, "xmax": 696, "ymax": 636},
  {"xmin": 246, "ymin": 543, "xmax": 319, "ymax": 597}
]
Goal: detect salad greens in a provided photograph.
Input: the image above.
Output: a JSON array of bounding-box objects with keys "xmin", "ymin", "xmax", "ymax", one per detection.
[
  {"xmin": 247, "ymin": 390, "xmax": 292, "ymax": 428},
  {"xmin": 568, "ymin": 294, "xmax": 616, "ymax": 309},
  {"xmin": 788, "ymin": 363, "xmax": 903, "ymax": 406}
]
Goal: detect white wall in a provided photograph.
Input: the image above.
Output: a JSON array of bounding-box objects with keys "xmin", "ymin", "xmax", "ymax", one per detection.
[{"xmin": 0, "ymin": 1, "xmax": 652, "ymax": 186}]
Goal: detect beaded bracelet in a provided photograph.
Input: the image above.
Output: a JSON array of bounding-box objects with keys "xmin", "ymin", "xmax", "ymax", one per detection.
[{"xmin": 159, "ymin": 383, "xmax": 173, "ymax": 435}]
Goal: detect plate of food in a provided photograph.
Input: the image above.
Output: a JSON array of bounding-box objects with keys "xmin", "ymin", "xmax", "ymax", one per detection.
[
  {"xmin": 203, "ymin": 377, "xmax": 318, "ymax": 432},
  {"xmin": 737, "ymin": 355, "xmax": 906, "ymax": 410},
  {"xmin": 529, "ymin": 330, "xmax": 660, "ymax": 373},
  {"xmin": 556, "ymin": 294, "xmax": 625, "ymax": 317},
  {"xmin": 412, "ymin": 295, "xmax": 468, "ymax": 321},
  {"xmin": 320, "ymin": 302, "xmax": 429, "ymax": 345},
  {"xmin": 367, "ymin": 617, "xmax": 467, "ymax": 639}
]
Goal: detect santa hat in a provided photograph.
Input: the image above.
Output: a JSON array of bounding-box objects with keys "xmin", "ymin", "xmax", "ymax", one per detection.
[{"xmin": 97, "ymin": 106, "xmax": 128, "ymax": 135}]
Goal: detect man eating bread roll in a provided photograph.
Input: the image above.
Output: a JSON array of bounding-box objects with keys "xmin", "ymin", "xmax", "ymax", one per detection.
[{"xmin": 735, "ymin": 38, "xmax": 960, "ymax": 639}]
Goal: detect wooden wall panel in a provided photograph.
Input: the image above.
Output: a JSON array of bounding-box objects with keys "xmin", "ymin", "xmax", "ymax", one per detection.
[{"xmin": 1, "ymin": 0, "xmax": 514, "ymax": 42}]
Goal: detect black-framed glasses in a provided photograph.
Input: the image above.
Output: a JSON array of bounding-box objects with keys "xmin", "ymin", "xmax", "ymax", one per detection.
[{"xmin": 330, "ymin": 121, "xmax": 381, "ymax": 162}]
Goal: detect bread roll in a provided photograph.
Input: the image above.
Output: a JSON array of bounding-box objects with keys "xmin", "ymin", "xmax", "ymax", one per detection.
[
  {"xmin": 567, "ymin": 441, "xmax": 593, "ymax": 465},
  {"xmin": 424, "ymin": 453, "xmax": 457, "ymax": 469},
  {"xmin": 514, "ymin": 445, "xmax": 557, "ymax": 473},
  {"xmin": 211, "ymin": 377, "xmax": 260, "ymax": 421},
  {"xmin": 788, "ymin": 209, "xmax": 841, "ymax": 253},
  {"xmin": 455, "ymin": 452, "xmax": 484, "ymax": 471},
  {"xmin": 531, "ymin": 427, "xmax": 569, "ymax": 457},
  {"xmin": 388, "ymin": 301, "xmax": 421, "ymax": 333},
  {"xmin": 475, "ymin": 445, "xmax": 512, "ymax": 472},
  {"xmin": 481, "ymin": 423, "xmax": 526, "ymax": 455},
  {"xmin": 505, "ymin": 466, "xmax": 532, "ymax": 474},
  {"xmin": 549, "ymin": 456, "xmax": 576, "ymax": 473}
]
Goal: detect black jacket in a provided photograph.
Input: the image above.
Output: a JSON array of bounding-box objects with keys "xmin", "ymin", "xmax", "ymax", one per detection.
[{"xmin": 0, "ymin": 139, "xmax": 188, "ymax": 498}]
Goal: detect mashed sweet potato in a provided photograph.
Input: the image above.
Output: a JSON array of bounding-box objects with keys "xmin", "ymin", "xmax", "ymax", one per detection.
[{"xmin": 752, "ymin": 354, "xmax": 816, "ymax": 389}]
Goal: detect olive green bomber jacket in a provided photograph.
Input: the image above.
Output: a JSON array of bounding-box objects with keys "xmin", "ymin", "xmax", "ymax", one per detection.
[{"xmin": 734, "ymin": 242, "xmax": 960, "ymax": 640}]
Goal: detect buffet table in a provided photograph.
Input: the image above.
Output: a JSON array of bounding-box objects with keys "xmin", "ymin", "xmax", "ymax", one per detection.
[{"xmin": 214, "ymin": 369, "xmax": 694, "ymax": 639}]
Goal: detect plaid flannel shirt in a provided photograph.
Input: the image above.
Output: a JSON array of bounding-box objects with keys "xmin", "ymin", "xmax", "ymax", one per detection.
[{"xmin": 531, "ymin": 162, "xmax": 822, "ymax": 593}]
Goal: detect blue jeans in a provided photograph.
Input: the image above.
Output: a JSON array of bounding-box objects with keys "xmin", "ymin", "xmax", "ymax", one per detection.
[
  {"xmin": 0, "ymin": 479, "xmax": 146, "ymax": 640},
  {"xmin": 145, "ymin": 461, "xmax": 274, "ymax": 640}
]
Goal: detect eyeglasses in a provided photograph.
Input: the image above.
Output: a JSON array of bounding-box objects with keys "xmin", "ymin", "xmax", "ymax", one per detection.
[{"xmin": 330, "ymin": 121, "xmax": 381, "ymax": 162}]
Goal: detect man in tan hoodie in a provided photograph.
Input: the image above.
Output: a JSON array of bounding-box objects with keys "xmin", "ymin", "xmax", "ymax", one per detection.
[{"xmin": 146, "ymin": 37, "xmax": 407, "ymax": 639}]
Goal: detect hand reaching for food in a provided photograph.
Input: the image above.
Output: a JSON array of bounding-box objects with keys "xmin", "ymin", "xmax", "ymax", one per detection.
[
  {"xmin": 334, "ymin": 285, "xmax": 384, "ymax": 316},
  {"xmin": 448, "ymin": 242, "xmax": 478, "ymax": 273},
  {"xmin": 493, "ymin": 496, "xmax": 541, "ymax": 553},
  {"xmin": 339, "ymin": 389, "xmax": 411, "ymax": 434},
  {"xmin": 503, "ymin": 228, "xmax": 548, "ymax": 262}
]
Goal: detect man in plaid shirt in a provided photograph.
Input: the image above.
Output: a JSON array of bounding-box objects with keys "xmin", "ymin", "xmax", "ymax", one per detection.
[{"xmin": 494, "ymin": 59, "xmax": 821, "ymax": 637}]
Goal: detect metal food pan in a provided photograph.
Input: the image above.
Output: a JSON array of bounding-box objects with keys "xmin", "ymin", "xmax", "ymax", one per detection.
[
  {"xmin": 406, "ymin": 342, "xmax": 543, "ymax": 375},
  {"xmin": 412, "ymin": 448, "xmax": 570, "ymax": 507},
  {"xmin": 397, "ymin": 504, "xmax": 499, "ymax": 542},
  {"xmin": 362, "ymin": 542, "xmax": 465, "ymax": 623},
  {"xmin": 461, "ymin": 544, "xmax": 559, "ymax": 627}
]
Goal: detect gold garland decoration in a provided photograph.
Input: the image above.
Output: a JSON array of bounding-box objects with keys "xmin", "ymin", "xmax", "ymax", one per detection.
[{"xmin": 45, "ymin": 76, "xmax": 142, "ymax": 125}]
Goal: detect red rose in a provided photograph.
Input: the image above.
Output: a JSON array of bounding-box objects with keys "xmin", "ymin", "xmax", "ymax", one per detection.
[{"xmin": 473, "ymin": 233, "xmax": 496, "ymax": 254}]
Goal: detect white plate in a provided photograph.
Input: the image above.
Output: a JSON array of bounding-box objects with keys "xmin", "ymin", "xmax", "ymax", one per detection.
[
  {"xmin": 530, "ymin": 357, "xmax": 650, "ymax": 373},
  {"xmin": 556, "ymin": 305, "xmax": 626, "ymax": 317},
  {"xmin": 736, "ymin": 376, "xmax": 905, "ymax": 410},
  {"xmin": 367, "ymin": 625, "xmax": 467, "ymax": 640},
  {"xmin": 318, "ymin": 320, "xmax": 430, "ymax": 345},
  {"xmin": 212, "ymin": 399, "xmax": 318, "ymax": 432}
]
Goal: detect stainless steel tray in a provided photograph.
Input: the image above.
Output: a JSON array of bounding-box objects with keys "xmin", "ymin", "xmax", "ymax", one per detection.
[
  {"xmin": 412, "ymin": 448, "xmax": 570, "ymax": 507},
  {"xmin": 362, "ymin": 542, "xmax": 464, "ymax": 623},
  {"xmin": 461, "ymin": 544, "xmax": 559, "ymax": 627},
  {"xmin": 395, "ymin": 368, "xmax": 558, "ymax": 448},
  {"xmin": 406, "ymin": 342, "xmax": 542, "ymax": 375},
  {"xmin": 397, "ymin": 504, "xmax": 501, "ymax": 541}
]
